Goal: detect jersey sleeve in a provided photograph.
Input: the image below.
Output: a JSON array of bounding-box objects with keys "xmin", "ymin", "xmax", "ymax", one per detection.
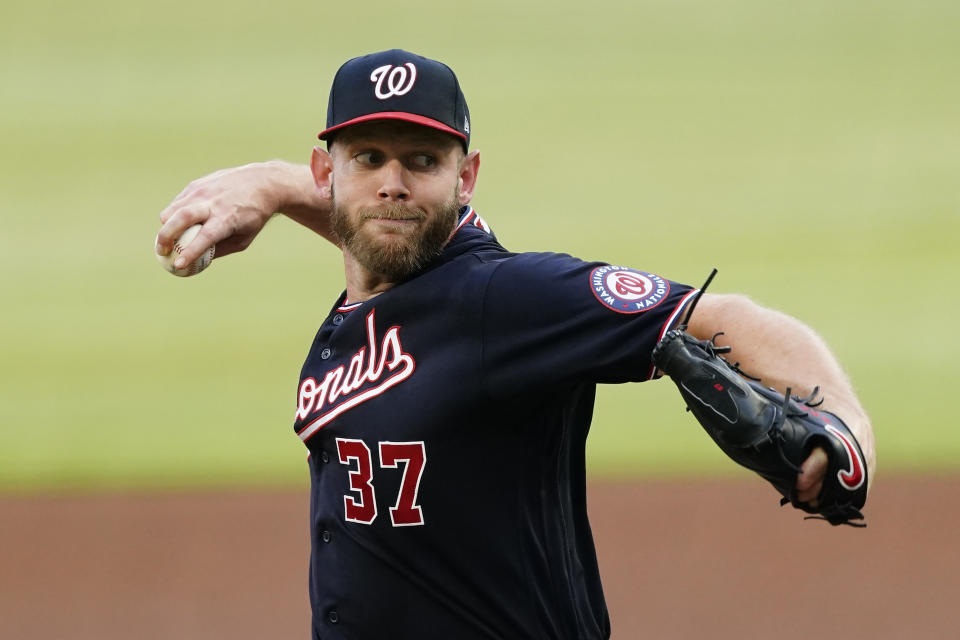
[{"xmin": 481, "ymin": 252, "xmax": 697, "ymax": 399}]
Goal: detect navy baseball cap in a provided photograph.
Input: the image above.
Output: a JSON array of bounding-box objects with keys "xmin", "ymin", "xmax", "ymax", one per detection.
[{"xmin": 318, "ymin": 49, "xmax": 470, "ymax": 151}]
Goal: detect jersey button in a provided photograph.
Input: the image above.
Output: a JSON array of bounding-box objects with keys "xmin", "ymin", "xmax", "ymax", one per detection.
[
  {"xmin": 332, "ymin": 314, "xmax": 344, "ymax": 326},
  {"xmin": 320, "ymin": 450, "xmax": 330, "ymax": 464},
  {"xmin": 321, "ymin": 530, "xmax": 332, "ymax": 543},
  {"xmin": 327, "ymin": 609, "xmax": 339, "ymax": 624},
  {"xmin": 320, "ymin": 348, "xmax": 332, "ymax": 360}
]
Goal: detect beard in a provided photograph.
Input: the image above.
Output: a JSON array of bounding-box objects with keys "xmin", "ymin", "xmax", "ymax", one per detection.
[{"xmin": 330, "ymin": 191, "xmax": 461, "ymax": 282}]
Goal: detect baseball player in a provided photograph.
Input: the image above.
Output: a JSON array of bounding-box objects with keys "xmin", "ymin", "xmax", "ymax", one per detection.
[{"xmin": 156, "ymin": 49, "xmax": 876, "ymax": 639}]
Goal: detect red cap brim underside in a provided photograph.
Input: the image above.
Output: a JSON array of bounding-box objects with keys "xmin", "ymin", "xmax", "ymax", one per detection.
[{"xmin": 318, "ymin": 112, "xmax": 466, "ymax": 143}]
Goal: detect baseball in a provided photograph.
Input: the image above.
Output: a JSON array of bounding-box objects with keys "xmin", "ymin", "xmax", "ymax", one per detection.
[{"xmin": 156, "ymin": 224, "xmax": 215, "ymax": 277}]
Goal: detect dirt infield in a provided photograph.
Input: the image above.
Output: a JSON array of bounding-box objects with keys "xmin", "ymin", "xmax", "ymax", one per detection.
[{"xmin": 2, "ymin": 476, "xmax": 956, "ymax": 639}]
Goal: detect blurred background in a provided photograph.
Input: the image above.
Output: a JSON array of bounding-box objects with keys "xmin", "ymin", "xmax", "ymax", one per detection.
[
  {"xmin": 2, "ymin": 0, "xmax": 956, "ymax": 492},
  {"xmin": 2, "ymin": 2, "xmax": 958, "ymax": 638}
]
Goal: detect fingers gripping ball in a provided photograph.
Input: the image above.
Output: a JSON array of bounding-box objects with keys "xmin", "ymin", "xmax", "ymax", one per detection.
[
  {"xmin": 651, "ymin": 329, "xmax": 868, "ymax": 526},
  {"xmin": 156, "ymin": 224, "xmax": 215, "ymax": 277}
]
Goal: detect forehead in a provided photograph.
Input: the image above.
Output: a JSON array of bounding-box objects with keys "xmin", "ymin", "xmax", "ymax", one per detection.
[{"xmin": 330, "ymin": 120, "xmax": 461, "ymax": 152}]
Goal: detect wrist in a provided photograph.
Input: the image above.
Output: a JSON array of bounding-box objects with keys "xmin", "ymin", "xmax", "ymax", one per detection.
[{"xmin": 262, "ymin": 160, "xmax": 326, "ymax": 216}]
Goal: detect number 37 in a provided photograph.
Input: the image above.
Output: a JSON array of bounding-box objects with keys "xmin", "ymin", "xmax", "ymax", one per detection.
[{"xmin": 334, "ymin": 439, "xmax": 426, "ymax": 527}]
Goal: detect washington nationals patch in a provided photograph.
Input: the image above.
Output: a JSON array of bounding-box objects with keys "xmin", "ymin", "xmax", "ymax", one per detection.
[{"xmin": 590, "ymin": 266, "xmax": 670, "ymax": 314}]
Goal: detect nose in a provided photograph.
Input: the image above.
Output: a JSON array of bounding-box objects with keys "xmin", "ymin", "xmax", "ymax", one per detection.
[{"xmin": 378, "ymin": 160, "xmax": 410, "ymax": 201}]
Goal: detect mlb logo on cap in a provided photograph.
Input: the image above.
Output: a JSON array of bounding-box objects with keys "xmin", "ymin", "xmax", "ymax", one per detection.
[{"xmin": 318, "ymin": 49, "xmax": 471, "ymax": 150}]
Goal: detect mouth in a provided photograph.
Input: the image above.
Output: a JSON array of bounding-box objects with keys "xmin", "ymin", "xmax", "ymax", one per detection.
[
  {"xmin": 362, "ymin": 209, "xmax": 426, "ymax": 228},
  {"xmin": 359, "ymin": 204, "xmax": 427, "ymax": 223},
  {"xmin": 367, "ymin": 216, "xmax": 420, "ymax": 225}
]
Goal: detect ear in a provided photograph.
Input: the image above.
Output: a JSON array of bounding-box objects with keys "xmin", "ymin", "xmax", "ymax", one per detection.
[
  {"xmin": 310, "ymin": 146, "xmax": 334, "ymax": 200},
  {"xmin": 457, "ymin": 150, "xmax": 481, "ymax": 206}
]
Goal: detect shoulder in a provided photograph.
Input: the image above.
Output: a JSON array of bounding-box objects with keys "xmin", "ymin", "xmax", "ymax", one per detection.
[
  {"xmin": 478, "ymin": 249, "xmax": 587, "ymax": 272},
  {"xmin": 464, "ymin": 250, "xmax": 594, "ymax": 304},
  {"xmin": 481, "ymin": 251, "xmax": 606, "ymax": 313},
  {"xmin": 485, "ymin": 250, "xmax": 623, "ymax": 293}
]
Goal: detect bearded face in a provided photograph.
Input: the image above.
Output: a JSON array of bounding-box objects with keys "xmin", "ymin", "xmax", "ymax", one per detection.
[{"xmin": 330, "ymin": 188, "xmax": 461, "ymax": 282}]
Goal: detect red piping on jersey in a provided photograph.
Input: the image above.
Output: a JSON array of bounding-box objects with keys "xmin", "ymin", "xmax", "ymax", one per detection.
[
  {"xmin": 455, "ymin": 206, "xmax": 475, "ymax": 230},
  {"xmin": 646, "ymin": 288, "xmax": 700, "ymax": 381},
  {"xmin": 455, "ymin": 207, "xmax": 492, "ymax": 234}
]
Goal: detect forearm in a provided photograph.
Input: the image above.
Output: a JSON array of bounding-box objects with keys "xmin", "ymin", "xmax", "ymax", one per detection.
[
  {"xmin": 262, "ymin": 160, "xmax": 335, "ymax": 242},
  {"xmin": 687, "ymin": 293, "xmax": 876, "ymax": 487}
]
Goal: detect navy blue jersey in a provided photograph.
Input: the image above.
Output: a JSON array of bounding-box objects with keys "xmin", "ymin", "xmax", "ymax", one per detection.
[{"xmin": 295, "ymin": 207, "xmax": 696, "ymax": 639}]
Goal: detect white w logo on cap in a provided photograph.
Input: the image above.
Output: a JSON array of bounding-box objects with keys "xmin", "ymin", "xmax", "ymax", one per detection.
[{"xmin": 370, "ymin": 63, "xmax": 418, "ymax": 100}]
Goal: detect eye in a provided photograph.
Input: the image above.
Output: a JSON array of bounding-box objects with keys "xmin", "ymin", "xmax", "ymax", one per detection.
[
  {"xmin": 409, "ymin": 154, "xmax": 436, "ymax": 169},
  {"xmin": 355, "ymin": 151, "xmax": 384, "ymax": 166}
]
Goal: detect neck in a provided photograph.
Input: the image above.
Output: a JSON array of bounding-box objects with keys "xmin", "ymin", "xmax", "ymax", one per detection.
[{"xmin": 342, "ymin": 252, "xmax": 400, "ymax": 304}]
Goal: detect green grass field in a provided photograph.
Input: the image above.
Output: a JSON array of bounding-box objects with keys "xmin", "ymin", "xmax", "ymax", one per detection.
[{"xmin": 1, "ymin": 0, "xmax": 957, "ymax": 491}]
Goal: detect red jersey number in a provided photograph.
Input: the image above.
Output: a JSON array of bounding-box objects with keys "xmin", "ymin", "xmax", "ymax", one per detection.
[
  {"xmin": 336, "ymin": 438, "xmax": 377, "ymax": 524},
  {"xmin": 334, "ymin": 439, "xmax": 426, "ymax": 527},
  {"xmin": 379, "ymin": 441, "xmax": 426, "ymax": 526}
]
